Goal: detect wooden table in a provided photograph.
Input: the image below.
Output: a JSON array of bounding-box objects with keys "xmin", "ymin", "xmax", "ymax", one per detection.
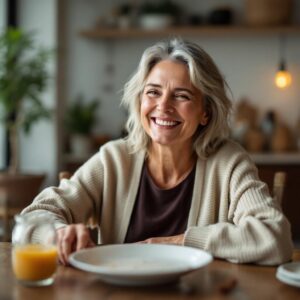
[{"xmin": 0, "ymin": 243, "xmax": 299, "ymax": 300}]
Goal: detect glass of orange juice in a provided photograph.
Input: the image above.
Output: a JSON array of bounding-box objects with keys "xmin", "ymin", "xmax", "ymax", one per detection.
[{"xmin": 12, "ymin": 214, "xmax": 58, "ymax": 286}]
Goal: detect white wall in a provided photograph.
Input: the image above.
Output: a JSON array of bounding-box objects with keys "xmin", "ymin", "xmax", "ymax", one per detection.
[
  {"xmin": 66, "ymin": 0, "xmax": 300, "ymax": 140},
  {"xmin": 18, "ymin": 0, "xmax": 57, "ymax": 186},
  {"xmin": 0, "ymin": 0, "xmax": 7, "ymax": 170}
]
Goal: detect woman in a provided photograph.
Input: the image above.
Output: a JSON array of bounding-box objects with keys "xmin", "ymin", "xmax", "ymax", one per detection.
[{"xmin": 22, "ymin": 39, "xmax": 293, "ymax": 266}]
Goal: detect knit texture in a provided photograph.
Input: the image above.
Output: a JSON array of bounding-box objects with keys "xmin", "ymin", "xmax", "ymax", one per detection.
[{"xmin": 22, "ymin": 139, "xmax": 293, "ymax": 265}]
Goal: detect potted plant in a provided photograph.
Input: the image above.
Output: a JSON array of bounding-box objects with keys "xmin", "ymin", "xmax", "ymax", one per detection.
[
  {"xmin": 0, "ymin": 28, "xmax": 51, "ymax": 218},
  {"xmin": 65, "ymin": 94, "xmax": 100, "ymax": 157},
  {"xmin": 138, "ymin": 0, "xmax": 180, "ymax": 29}
]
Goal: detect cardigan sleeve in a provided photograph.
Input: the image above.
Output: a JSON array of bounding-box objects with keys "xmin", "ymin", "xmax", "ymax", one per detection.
[
  {"xmin": 21, "ymin": 152, "xmax": 104, "ymax": 230},
  {"xmin": 184, "ymin": 151, "xmax": 293, "ymax": 265}
]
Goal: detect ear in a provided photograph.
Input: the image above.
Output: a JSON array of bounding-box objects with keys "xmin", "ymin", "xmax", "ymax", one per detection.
[{"xmin": 200, "ymin": 112, "xmax": 209, "ymax": 126}]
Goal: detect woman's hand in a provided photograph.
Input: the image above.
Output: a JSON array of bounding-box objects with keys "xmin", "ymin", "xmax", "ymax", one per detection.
[
  {"xmin": 139, "ymin": 234, "xmax": 184, "ymax": 245},
  {"xmin": 56, "ymin": 224, "xmax": 95, "ymax": 265}
]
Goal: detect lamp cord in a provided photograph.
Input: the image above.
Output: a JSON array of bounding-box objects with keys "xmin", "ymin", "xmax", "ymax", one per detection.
[{"xmin": 279, "ymin": 34, "xmax": 287, "ymax": 71}]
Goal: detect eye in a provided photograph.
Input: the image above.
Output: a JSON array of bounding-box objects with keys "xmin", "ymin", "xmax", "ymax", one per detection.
[
  {"xmin": 145, "ymin": 89, "xmax": 160, "ymax": 97},
  {"xmin": 174, "ymin": 94, "xmax": 191, "ymax": 101}
]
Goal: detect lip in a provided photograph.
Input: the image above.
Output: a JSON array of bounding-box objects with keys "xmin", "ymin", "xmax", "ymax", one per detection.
[{"xmin": 151, "ymin": 117, "xmax": 181, "ymax": 127}]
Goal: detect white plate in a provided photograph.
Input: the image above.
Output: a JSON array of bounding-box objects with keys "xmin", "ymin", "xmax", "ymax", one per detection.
[
  {"xmin": 276, "ymin": 270, "xmax": 300, "ymax": 288},
  {"xmin": 277, "ymin": 262, "xmax": 300, "ymax": 281},
  {"xmin": 69, "ymin": 244, "xmax": 213, "ymax": 286}
]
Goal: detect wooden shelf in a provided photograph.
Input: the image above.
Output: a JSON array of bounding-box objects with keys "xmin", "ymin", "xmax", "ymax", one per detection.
[
  {"xmin": 250, "ymin": 152, "xmax": 300, "ymax": 165},
  {"xmin": 79, "ymin": 25, "xmax": 300, "ymax": 39}
]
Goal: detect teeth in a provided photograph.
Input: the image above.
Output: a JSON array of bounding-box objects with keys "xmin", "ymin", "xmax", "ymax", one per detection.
[{"xmin": 155, "ymin": 118, "xmax": 177, "ymax": 126}]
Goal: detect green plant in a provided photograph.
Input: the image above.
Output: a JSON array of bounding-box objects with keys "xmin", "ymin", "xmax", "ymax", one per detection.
[
  {"xmin": 0, "ymin": 28, "xmax": 52, "ymax": 174},
  {"xmin": 140, "ymin": 0, "xmax": 179, "ymax": 15},
  {"xmin": 118, "ymin": 3, "xmax": 133, "ymax": 16},
  {"xmin": 65, "ymin": 95, "xmax": 100, "ymax": 135}
]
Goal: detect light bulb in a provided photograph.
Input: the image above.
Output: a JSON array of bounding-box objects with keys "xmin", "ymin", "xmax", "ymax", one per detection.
[{"xmin": 275, "ymin": 70, "xmax": 292, "ymax": 89}]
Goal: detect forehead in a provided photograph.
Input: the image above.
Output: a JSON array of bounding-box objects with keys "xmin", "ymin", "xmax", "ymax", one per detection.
[{"xmin": 146, "ymin": 60, "xmax": 192, "ymax": 86}]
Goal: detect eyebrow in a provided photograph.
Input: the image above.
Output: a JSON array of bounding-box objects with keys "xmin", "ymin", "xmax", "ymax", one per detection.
[{"xmin": 144, "ymin": 83, "xmax": 195, "ymax": 95}]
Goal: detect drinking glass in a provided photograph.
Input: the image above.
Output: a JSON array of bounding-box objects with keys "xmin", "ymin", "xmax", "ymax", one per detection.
[{"xmin": 12, "ymin": 214, "xmax": 58, "ymax": 286}]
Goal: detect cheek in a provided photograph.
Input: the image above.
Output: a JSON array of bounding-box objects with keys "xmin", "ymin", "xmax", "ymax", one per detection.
[
  {"xmin": 182, "ymin": 105, "xmax": 201, "ymax": 119},
  {"xmin": 140, "ymin": 97, "xmax": 153, "ymax": 117}
]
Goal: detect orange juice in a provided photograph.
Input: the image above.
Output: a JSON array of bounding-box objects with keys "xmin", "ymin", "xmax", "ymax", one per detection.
[{"xmin": 12, "ymin": 244, "xmax": 58, "ymax": 281}]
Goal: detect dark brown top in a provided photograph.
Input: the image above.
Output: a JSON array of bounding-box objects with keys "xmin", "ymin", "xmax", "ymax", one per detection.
[{"xmin": 125, "ymin": 163, "xmax": 195, "ymax": 243}]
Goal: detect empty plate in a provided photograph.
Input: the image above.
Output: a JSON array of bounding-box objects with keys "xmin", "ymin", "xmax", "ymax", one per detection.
[
  {"xmin": 276, "ymin": 272, "xmax": 300, "ymax": 288},
  {"xmin": 276, "ymin": 262, "xmax": 300, "ymax": 288},
  {"xmin": 69, "ymin": 244, "xmax": 213, "ymax": 286},
  {"xmin": 277, "ymin": 262, "xmax": 300, "ymax": 281}
]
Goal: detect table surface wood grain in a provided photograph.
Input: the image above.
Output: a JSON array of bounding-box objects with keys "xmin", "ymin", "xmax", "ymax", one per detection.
[{"xmin": 0, "ymin": 242, "xmax": 299, "ymax": 300}]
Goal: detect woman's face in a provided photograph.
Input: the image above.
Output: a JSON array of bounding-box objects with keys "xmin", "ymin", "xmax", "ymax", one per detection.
[{"xmin": 140, "ymin": 60, "xmax": 208, "ymax": 148}]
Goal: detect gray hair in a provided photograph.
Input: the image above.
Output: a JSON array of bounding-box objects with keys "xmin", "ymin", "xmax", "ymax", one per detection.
[{"xmin": 121, "ymin": 38, "xmax": 232, "ymax": 158}]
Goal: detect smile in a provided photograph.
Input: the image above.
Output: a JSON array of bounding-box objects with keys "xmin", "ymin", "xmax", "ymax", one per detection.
[{"xmin": 152, "ymin": 117, "xmax": 181, "ymax": 127}]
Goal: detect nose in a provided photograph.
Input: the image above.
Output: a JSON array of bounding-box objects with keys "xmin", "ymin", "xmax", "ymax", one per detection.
[{"xmin": 157, "ymin": 92, "xmax": 173, "ymax": 112}]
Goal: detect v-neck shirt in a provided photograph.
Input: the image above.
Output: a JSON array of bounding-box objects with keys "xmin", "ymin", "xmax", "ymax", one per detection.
[{"xmin": 125, "ymin": 163, "xmax": 196, "ymax": 243}]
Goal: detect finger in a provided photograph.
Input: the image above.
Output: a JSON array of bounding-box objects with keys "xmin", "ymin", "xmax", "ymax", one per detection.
[
  {"xmin": 56, "ymin": 228, "xmax": 68, "ymax": 265},
  {"xmin": 139, "ymin": 239, "xmax": 152, "ymax": 244},
  {"xmin": 61, "ymin": 225, "xmax": 77, "ymax": 264},
  {"xmin": 146, "ymin": 238, "xmax": 155, "ymax": 244},
  {"xmin": 76, "ymin": 225, "xmax": 91, "ymax": 251}
]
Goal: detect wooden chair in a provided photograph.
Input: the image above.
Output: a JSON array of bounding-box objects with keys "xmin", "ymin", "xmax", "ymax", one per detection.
[
  {"xmin": 59, "ymin": 171, "xmax": 72, "ymax": 181},
  {"xmin": 0, "ymin": 190, "xmax": 10, "ymax": 241},
  {"xmin": 272, "ymin": 171, "xmax": 286, "ymax": 205}
]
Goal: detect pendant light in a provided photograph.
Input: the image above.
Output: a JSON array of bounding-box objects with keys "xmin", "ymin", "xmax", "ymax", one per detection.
[{"xmin": 275, "ymin": 35, "xmax": 292, "ymax": 89}]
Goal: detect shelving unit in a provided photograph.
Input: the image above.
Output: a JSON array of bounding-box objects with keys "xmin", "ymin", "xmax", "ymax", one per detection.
[{"xmin": 79, "ymin": 25, "xmax": 300, "ymax": 39}]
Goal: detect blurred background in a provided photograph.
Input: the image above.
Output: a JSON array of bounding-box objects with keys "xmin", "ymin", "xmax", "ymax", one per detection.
[
  {"xmin": 0, "ymin": 0, "xmax": 300, "ymax": 242},
  {"xmin": 0, "ymin": 2, "xmax": 299, "ymax": 177}
]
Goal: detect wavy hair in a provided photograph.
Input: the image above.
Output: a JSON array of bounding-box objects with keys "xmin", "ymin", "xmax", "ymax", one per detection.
[{"xmin": 121, "ymin": 38, "xmax": 232, "ymax": 158}]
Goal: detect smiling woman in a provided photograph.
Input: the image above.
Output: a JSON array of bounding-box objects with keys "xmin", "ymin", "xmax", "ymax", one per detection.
[
  {"xmin": 141, "ymin": 60, "xmax": 207, "ymax": 147},
  {"xmin": 139, "ymin": 60, "xmax": 207, "ymax": 188},
  {"xmin": 21, "ymin": 39, "xmax": 293, "ymax": 267}
]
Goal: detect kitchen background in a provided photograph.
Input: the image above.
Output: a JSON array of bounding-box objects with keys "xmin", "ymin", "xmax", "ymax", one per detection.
[{"xmin": 1, "ymin": 0, "xmax": 300, "ymax": 187}]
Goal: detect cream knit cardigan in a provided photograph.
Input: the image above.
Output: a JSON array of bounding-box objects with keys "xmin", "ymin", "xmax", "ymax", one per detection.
[{"xmin": 22, "ymin": 139, "xmax": 293, "ymax": 265}]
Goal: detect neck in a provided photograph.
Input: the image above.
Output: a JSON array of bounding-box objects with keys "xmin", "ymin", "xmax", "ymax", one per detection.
[{"xmin": 147, "ymin": 143, "xmax": 196, "ymax": 189}]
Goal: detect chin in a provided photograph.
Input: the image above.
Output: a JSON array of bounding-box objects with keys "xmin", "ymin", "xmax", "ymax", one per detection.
[{"xmin": 151, "ymin": 137, "xmax": 175, "ymax": 146}]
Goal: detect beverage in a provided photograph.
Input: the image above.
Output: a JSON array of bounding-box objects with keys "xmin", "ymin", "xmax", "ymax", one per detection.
[
  {"xmin": 12, "ymin": 244, "xmax": 57, "ymax": 282},
  {"xmin": 12, "ymin": 214, "xmax": 57, "ymax": 286}
]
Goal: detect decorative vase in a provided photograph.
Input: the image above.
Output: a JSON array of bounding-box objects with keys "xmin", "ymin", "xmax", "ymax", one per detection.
[
  {"xmin": 245, "ymin": 128, "xmax": 265, "ymax": 152},
  {"xmin": 245, "ymin": 0, "xmax": 293, "ymax": 26},
  {"xmin": 139, "ymin": 14, "xmax": 174, "ymax": 29},
  {"xmin": 271, "ymin": 124, "xmax": 293, "ymax": 152}
]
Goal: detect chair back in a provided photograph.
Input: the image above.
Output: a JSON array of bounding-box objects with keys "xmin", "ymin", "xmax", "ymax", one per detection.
[
  {"xmin": 273, "ymin": 171, "xmax": 286, "ymax": 205},
  {"xmin": 59, "ymin": 171, "xmax": 72, "ymax": 181}
]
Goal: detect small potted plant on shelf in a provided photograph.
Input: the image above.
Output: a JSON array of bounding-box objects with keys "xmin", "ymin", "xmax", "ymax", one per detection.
[
  {"xmin": 0, "ymin": 28, "xmax": 52, "ymax": 225},
  {"xmin": 64, "ymin": 94, "xmax": 100, "ymax": 158},
  {"xmin": 117, "ymin": 3, "xmax": 134, "ymax": 29},
  {"xmin": 138, "ymin": 0, "xmax": 180, "ymax": 29}
]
